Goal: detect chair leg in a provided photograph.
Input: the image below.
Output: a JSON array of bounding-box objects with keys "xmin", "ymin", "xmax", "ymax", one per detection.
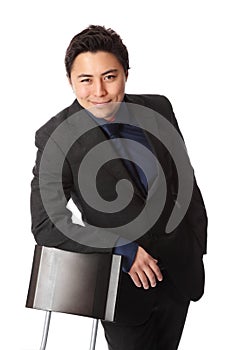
[
  {"xmin": 89, "ymin": 319, "xmax": 99, "ymax": 350},
  {"xmin": 40, "ymin": 311, "xmax": 52, "ymax": 350}
]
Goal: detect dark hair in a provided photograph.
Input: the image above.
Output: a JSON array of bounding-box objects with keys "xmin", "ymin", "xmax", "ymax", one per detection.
[{"xmin": 65, "ymin": 25, "xmax": 130, "ymax": 78}]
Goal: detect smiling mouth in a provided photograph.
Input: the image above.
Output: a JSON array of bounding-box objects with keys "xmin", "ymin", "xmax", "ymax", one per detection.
[{"xmin": 90, "ymin": 100, "xmax": 112, "ymax": 105}]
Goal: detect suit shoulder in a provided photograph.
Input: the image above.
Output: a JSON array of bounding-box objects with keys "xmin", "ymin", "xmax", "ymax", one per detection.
[
  {"xmin": 125, "ymin": 93, "xmax": 174, "ymax": 118},
  {"xmin": 125, "ymin": 93, "xmax": 170, "ymax": 104},
  {"xmin": 35, "ymin": 100, "xmax": 80, "ymax": 145}
]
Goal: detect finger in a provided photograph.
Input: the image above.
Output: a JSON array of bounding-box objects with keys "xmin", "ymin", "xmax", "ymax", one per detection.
[
  {"xmin": 149, "ymin": 260, "xmax": 163, "ymax": 281},
  {"xmin": 137, "ymin": 270, "xmax": 150, "ymax": 290},
  {"xmin": 129, "ymin": 271, "xmax": 142, "ymax": 288},
  {"xmin": 143, "ymin": 266, "xmax": 157, "ymax": 287}
]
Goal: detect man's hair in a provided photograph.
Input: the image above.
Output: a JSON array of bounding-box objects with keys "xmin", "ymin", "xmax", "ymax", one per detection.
[{"xmin": 65, "ymin": 25, "xmax": 130, "ymax": 78}]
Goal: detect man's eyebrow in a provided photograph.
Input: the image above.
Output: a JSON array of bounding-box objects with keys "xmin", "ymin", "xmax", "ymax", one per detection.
[
  {"xmin": 77, "ymin": 69, "xmax": 118, "ymax": 79},
  {"xmin": 101, "ymin": 69, "xmax": 118, "ymax": 76},
  {"xmin": 77, "ymin": 73, "xmax": 92, "ymax": 78}
]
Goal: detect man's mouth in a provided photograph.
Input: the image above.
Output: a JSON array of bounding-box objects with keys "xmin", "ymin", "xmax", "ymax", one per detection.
[{"xmin": 90, "ymin": 100, "xmax": 112, "ymax": 106}]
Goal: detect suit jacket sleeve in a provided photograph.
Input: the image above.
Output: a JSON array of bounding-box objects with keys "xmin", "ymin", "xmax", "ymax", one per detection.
[{"xmin": 30, "ymin": 124, "xmax": 114, "ymax": 254}]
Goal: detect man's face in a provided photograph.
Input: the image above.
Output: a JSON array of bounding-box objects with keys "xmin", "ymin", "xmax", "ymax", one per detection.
[{"xmin": 69, "ymin": 51, "xmax": 127, "ymax": 120}]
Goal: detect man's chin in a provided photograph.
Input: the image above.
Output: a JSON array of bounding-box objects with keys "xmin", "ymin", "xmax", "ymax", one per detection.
[{"xmin": 88, "ymin": 102, "xmax": 121, "ymax": 120}]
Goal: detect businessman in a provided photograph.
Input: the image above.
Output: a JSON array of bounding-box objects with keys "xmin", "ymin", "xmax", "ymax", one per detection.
[{"xmin": 30, "ymin": 25, "xmax": 208, "ymax": 349}]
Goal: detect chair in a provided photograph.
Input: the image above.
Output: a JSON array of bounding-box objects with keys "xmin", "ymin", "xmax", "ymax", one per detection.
[{"xmin": 26, "ymin": 245, "xmax": 122, "ymax": 350}]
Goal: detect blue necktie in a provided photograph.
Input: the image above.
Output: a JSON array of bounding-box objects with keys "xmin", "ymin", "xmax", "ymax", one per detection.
[{"xmin": 101, "ymin": 123, "xmax": 149, "ymax": 198}]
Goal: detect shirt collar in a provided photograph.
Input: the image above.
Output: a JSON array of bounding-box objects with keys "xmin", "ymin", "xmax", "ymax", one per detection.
[{"xmin": 86, "ymin": 101, "xmax": 140, "ymax": 128}]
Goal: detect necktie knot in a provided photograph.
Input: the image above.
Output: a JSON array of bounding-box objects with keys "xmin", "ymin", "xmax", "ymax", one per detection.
[{"xmin": 102, "ymin": 123, "xmax": 120, "ymax": 139}]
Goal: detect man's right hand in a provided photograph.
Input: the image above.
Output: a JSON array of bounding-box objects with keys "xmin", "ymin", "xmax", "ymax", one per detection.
[{"xmin": 128, "ymin": 246, "xmax": 163, "ymax": 289}]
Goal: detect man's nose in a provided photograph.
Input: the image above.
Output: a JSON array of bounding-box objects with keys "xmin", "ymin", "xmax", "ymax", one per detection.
[{"xmin": 93, "ymin": 79, "xmax": 107, "ymax": 97}]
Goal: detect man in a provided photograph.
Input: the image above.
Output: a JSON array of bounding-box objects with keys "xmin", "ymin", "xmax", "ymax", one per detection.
[{"xmin": 30, "ymin": 25, "xmax": 207, "ymax": 349}]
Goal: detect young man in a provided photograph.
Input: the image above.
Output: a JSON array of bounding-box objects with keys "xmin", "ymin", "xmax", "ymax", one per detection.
[{"xmin": 30, "ymin": 25, "xmax": 207, "ymax": 349}]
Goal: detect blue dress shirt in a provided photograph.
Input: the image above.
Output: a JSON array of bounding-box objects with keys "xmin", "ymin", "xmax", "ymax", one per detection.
[{"xmin": 88, "ymin": 104, "xmax": 157, "ymax": 272}]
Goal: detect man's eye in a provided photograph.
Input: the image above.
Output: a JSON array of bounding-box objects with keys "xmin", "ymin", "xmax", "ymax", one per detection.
[
  {"xmin": 80, "ymin": 78, "xmax": 91, "ymax": 83},
  {"xmin": 104, "ymin": 75, "xmax": 116, "ymax": 81}
]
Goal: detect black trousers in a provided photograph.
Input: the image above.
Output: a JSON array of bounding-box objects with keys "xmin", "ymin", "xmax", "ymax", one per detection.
[{"xmin": 101, "ymin": 274, "xmax": 190, "ymax": 350}]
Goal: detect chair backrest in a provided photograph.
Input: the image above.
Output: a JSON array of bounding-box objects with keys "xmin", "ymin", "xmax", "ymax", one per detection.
[{"xmin": 26, "ymin": 245, "xmax": 122, "ymax": 321}]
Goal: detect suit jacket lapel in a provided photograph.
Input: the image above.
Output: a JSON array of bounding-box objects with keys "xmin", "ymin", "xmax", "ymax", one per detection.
[
  {"xmin": 66, "ymin": 100, "xmax": 146, "ymax": 200},
  {"xmin": 124, "ymin": 95, "xmax": 169, "ymax": 197},
  {"xmin": 66, "ymin": 97, "xmax": 172, "ymax": 201}
]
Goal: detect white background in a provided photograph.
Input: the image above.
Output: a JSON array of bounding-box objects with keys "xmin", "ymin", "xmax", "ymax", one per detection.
[{"xmin": 0, "ymin": 0, "xmax": 232, "ymax": 349}]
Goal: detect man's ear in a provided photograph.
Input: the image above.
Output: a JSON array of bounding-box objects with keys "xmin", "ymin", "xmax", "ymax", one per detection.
[
  {"xmin": 67, "ymin": 75, "xmax": 76, "ymax": 95},
  {"xmin": 125, "ymin": 70, "xmax": 129, "ymax": 81},
  {"xmin": 67, "ymin": 74, "xmax": 72, "ymax": 87}
]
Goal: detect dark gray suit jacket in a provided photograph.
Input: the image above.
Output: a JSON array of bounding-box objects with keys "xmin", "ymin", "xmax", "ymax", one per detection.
[{"xmin": 30, "ymin": 94, "xmax": 207, "ymax": 324}]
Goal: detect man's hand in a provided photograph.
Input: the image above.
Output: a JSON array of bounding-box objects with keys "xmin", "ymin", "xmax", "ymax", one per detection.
[{"xmin": 128, "ymin": 246, "xmax": 163, "ymax": 289}]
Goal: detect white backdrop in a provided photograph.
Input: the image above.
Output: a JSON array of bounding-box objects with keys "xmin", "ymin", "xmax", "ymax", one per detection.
[{"xmin": 0, "ymin": 0, "xmax": 232, "ymax": 349}]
